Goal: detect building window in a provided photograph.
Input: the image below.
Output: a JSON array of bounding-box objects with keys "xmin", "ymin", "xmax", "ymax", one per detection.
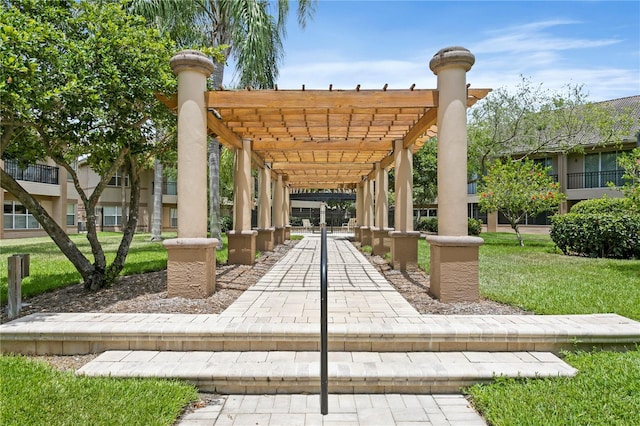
[
  {"xmin": 108, "ymin": 170, "xmax": 129, "ymax": 187},
  {"xmin": 163, "ymin": 177, "xmax": 177, "ymax": 195},
  {"xmin": 584, "ymin": 151, "xmax": 626, "ymax": 188},
  {"xmin": 66, "ymin": 204, "xmax": 76, "ymax": 226},
  {"xmin": 170, "ymin": 208, "xmax": 178, "ymax": 228},
  {"xmin": 103, "ymin": 205, "xmax": 122, "ymax": 226},
  {"xmin": 3, "ymin": 201, "xmax": 40, "ymax": 230}
]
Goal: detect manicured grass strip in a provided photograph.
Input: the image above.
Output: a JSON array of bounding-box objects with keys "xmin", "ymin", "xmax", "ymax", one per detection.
[
  {"xmin": 0, "ymin": 355, "xmax": 198, "ymax": 426},
  {"xmin": 467, "ymin": 348, "xmax": 640, "ymax": 426},
  {"xmin": 418, "ymin": 232, "xmax": 640, "ymax": 320},
  {"xmin": 0, "ymin": 232, "xmax": 229, "ymax": 303}
]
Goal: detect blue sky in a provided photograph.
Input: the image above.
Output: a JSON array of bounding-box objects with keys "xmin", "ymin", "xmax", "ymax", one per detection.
[{"xmin": 228, "ymin": 1, "xmax": 640, "ymax": 102}]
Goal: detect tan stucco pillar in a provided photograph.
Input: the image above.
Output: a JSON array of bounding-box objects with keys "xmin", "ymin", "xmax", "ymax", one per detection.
[
  {"xmin": 354, "ymin": 182, "xmax": 364, "ymax": 242},
  {"xmin": 390, "ymin": 139, "xmax": 420, "ymax": 270},
  {"xmin": 228, "ymin": 138, "xmax": 257, "ymax": 264},
  {"xmin": 558, "ymin": 153, "xmax": 569, "ymax": 214},
  {"xmin": 164, "ymin": 50, "xmax": 218, "ymax": 298},
  {"xmin": 372, "ymin": 162, "xmax": 392, "ymax": 256},
  {"xmin": 256, "ymin": 164, "xmax": 274, "ymax": 252},
  {"xmin": 284, "ymin": 184, "xmax": 291, "ymax": 240},
  {"xmin": 273, "ymin": 174, "xmax": 285, "ymax": 245},
  {"xmin": 427, "ymin": 46, "xmax": 483, "ymax": 302},
  {"xmin": 360, "ymin": 178, "xmax": 374, "ymax": 246},
  {"xmin": 486, "ymin": 211, "xmax": 498, "ymax": 233}
]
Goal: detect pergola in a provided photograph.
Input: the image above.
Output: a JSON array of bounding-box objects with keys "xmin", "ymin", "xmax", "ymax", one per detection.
[{"xmin": 163, "ymin": 47, "xmax": 490, "ymax": 303}]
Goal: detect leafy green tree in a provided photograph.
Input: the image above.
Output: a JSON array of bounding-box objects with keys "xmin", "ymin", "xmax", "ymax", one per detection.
[
  {"xmin": 618, "ymin": 147, "xmax": 640, "ymax": 211},
  {"xmin": 478, "ymin": 159, "xmax": 565, "ymax": 246},
  {"xmin": 130, "ymin": 0, "xmax": 316, "ymax": 245},
  {"xmin": 1, "ymin": 0, "xmax": 176, "ymax": 290},
  {"xmin": 412, "ymin": 139, "xmax": 438, "ymax": 206},
  {"xmin": 468, "ymin": 77, "xmax": 634, "ymax": 181}
]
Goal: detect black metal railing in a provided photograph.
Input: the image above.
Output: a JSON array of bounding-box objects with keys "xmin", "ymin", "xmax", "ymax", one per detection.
[
  {"xmin": 320, "ymin": 227, "xmax": 328, "ymax": 415},
  {"xmin": 4, "ymin": 159, "xmax": 59, "ymax": 185},
  {"xmin": 567, "ymin": 170, "xmax": 625, "ymax": 189}
]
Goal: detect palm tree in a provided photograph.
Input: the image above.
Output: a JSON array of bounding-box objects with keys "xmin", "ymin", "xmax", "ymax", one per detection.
[{"xmin": 130, "ymin": 0, "xmax": 316, "ymax": 246}]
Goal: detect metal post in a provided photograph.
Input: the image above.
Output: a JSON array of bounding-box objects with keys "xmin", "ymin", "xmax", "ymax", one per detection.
[{"xmin": 320, "ymin": 227, "xmax": 328, "ymax": 415}]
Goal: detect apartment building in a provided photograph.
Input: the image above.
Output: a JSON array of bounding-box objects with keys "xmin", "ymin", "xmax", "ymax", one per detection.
[{"xmin": 1, "ymin": 159, "xmax": 178, "ymax": 239}]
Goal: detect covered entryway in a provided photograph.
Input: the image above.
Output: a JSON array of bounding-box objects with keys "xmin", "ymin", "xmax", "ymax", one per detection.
[{"xmin": 162, "ymin": 47, "xmax": 490, "ymax": 302}]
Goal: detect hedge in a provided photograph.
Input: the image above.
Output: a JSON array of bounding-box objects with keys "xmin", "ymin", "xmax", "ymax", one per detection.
[
  {"xmin": 550, "ymin": 213, "xmax": 640, "ymax": 259},
  {"xmin": 570, "ymin": 197, "xmax": 635, "ymax": 215},
  {"xmin": 416, "ymin": 217, "xmax": 482, "ymax": 236}
]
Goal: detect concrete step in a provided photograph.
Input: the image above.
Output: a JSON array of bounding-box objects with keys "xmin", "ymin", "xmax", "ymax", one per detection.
[
  {"xmin": 2, "ymin": 313, "xmax": 638, "ymax": 355},
  {"xmin": 77, "ymin": 350, "xmax": 577, "ymax": 394}
]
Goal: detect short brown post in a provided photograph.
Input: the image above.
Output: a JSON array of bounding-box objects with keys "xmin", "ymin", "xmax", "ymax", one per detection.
[{"xmin": 7, "ymin": 254, "xmax": 29, "ymax": 320}]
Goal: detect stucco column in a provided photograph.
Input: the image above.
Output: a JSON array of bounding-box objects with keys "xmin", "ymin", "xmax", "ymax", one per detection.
[
  {"xmin": 163, "ymin": 50, "xmax": 218, "ymax": 298},
  {"xmin": 273, "ymin": 174, "xmax": 285, "ymax": 245},
  {"xmin": 354, "ymin": 182, "xmax": 364, "ymax": 242},
  {"xmin": 228, "ymin": 138, "xmax": 257, "ymax": 264},
  {"xmin": 390, "ymin": 139, "xmax": 420, "ymax": 270},
  {"xmin": 426, "ymin": 46, "xmax": 483, "ymax": 302},
  {"xmin": 558, "ymin": 154, "xmax": 569, "ymax": 214},
  {"xmin": 256, "ymin": 164, "xmax": 274, "ymax": 252},
  {"xmin": 360, "ymin": 178, "xmax": 374, "ymax": 246},
  {"xmin": 284, "ymin": 183, "xmax": 291, "ymax": 240},
  {"xmin": 372, "ymin": 162, "xmax": 392, "ymax": 255}
]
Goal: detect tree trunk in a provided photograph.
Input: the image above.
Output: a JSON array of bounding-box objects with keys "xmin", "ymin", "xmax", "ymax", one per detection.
[
  {"xmin": 150, "ymin": 158, "xmax": 163, "ymax": 241},
  {"xmin": 0, "ymin": 168, "xmax": 94, "ymax": 282},
  {"xmin": 209, "ymin": 138, "xmax": 223, "ymax": 249},
  {"xmin": 106, "ymin": 155, "xmax": 141, "ymax": 282},
  {"xmin": 511, "ymin": 222, "xmax": 525, "ymax": 247}
]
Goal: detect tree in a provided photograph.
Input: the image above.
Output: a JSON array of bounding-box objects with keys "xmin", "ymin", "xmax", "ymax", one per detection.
[
  {"xmin": 468, "ymin": 77, "xmax": 634, "ymax": 181},
  {"xmin": 478, "ymin": 159, "xmax": 566, "ymax": 246},
  {"xmin": 618, "ymin": 147, "xmax": 640, "ymax": 211},
  {"xmin": 1, "ymin": 1, "xmax": 176, "ymax": 289},
  {"xmin": 412, "ymin": 139, "xmax": 438, "ymax": 206},
  {"xmin": 131, "ymin": 0, "xmax": 316, "ymax": 246}
]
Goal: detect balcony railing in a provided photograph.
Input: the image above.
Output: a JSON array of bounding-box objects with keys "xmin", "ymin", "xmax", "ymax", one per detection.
[
  {"xmin": 4, "ymin": 159, "xmax": 59, "ymax": 185},
  {"xmin": 567, "ymin": 170, "xmax": 625, "ymax": 189},
  {"xmin": 467, "ymin": 175, "xmax": 558, "ymax": 195}
]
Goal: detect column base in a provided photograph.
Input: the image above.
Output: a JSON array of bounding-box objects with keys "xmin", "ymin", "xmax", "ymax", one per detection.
[
  {"xmin": 255, "ymin": 228, "xmax": 275, "ymax": 252},
  {"xmin": 389, "ymin": 231, "xmax": 420, "ymax": 271},
  {"xmin": 228, "ymin": 230, "xmax": 258, "ymax": 265},
  {"xmin": 163, "ymin": 238, "xmax": 218, "ymax": 298},
  {"xmin": 426, "ymin": 235, "xmax": 484, "ymax": 303},
  {"xmin": 354, "ymin": 226, "xmax": 362, "ymax": 242},
  {"xmin": 372, "ymin": 227, "xmax": 393, "ymax": 256},
  {"xmin": 284, "ymin": 225, "xmax": 291, "ymax": 241},
  {"xmin": 360, "ymin": 226, "xmax": 373, "ymax": 247},
  {"xmin": 274, "ymin": 226, "xmax": 286, "ymax": 245}
]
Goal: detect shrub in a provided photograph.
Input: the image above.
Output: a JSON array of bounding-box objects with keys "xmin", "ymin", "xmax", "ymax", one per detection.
[
  {"xmin": 220, "ymin": 216, "xmax": 233, "ymax": 233},
  {"xmin": 289, "ymin": 216, "xmax": 303, "ymax": 226},
  {"xmin": 570, "ymin": 197, "xmax": 634, "ymax": 215},
  {"xmin": 550, "ymin": 213, "xmax": 640, "ymax": 259},
  {"xmin": 415, "ymin": 217, "xmax": 482, "ymax": 236}
]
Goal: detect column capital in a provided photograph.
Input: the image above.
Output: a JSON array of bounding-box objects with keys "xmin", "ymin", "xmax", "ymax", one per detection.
[
  {"xmin": 429, "ymin": 46, "xmax": 475, "ymax": 74},
  {"xmin": 170, "ymin": 50, "xmax": 215, "ymax": 76}
]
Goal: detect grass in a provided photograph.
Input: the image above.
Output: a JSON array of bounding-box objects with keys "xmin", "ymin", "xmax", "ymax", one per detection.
[
  {"xmin": 467, "ymin": 347, "xmax": 640, "ymax": 426},
  {"xmin": 0, "ymin": 355, "xmax": 198, "ymax": 426},
  {"xmin": 0, "ymin": 232, "xmax": 229, "ymax": 303},
  {"xmin": 419, "ymin": 232, "xmax": 640, "ymax": 320}
]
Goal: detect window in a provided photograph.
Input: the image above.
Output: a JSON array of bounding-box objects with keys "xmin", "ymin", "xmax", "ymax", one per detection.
[
  {"xmin": 170, "ymin": 208, "xmax": 178, "ymax": 228},
  {"xmin": 108, "ymin": 170, "xmax": 129, "ymax": 187},
  {"xmin": 584, "ymin": 151, "xmax": 626, "ymax": 188},
  {"xmin": 4, "ymin": 201, "xmax": 40, "ymax": 230},
  {"xmin": 66, "ymin": 204, "xmax": 76, "ymax": 226},
  {"xmin": 103, "ymin": 205, "xmax": 122, "ymax": 226}
]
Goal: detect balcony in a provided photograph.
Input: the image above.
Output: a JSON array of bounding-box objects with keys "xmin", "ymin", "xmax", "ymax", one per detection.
[
  {"xmin": 4, "ymin": 159, "xmax": 59, "ymax": 185},
  {"xmin": 163, "ymin": 181, "xmax": 177, "ymax": 195},
  {"xmin": 567, "ymin": 170, "xmax": 625, "ymax": 189}
]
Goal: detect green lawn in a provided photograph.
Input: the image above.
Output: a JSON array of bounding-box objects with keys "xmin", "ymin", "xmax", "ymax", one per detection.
[
  {"xmin": 0, "ymin": 355, "xmax": 198, "ymax": 426},
  {"xmin": 0, "ymin": 232, "xmax": 228, "ymax": 304},
  {"xmin": 418, "ymin": 232, "xmax": 640, "ymax": 425},
  {"xmin": 419, "ymin": 232, "xmax": 640, "ymax": 320}
]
